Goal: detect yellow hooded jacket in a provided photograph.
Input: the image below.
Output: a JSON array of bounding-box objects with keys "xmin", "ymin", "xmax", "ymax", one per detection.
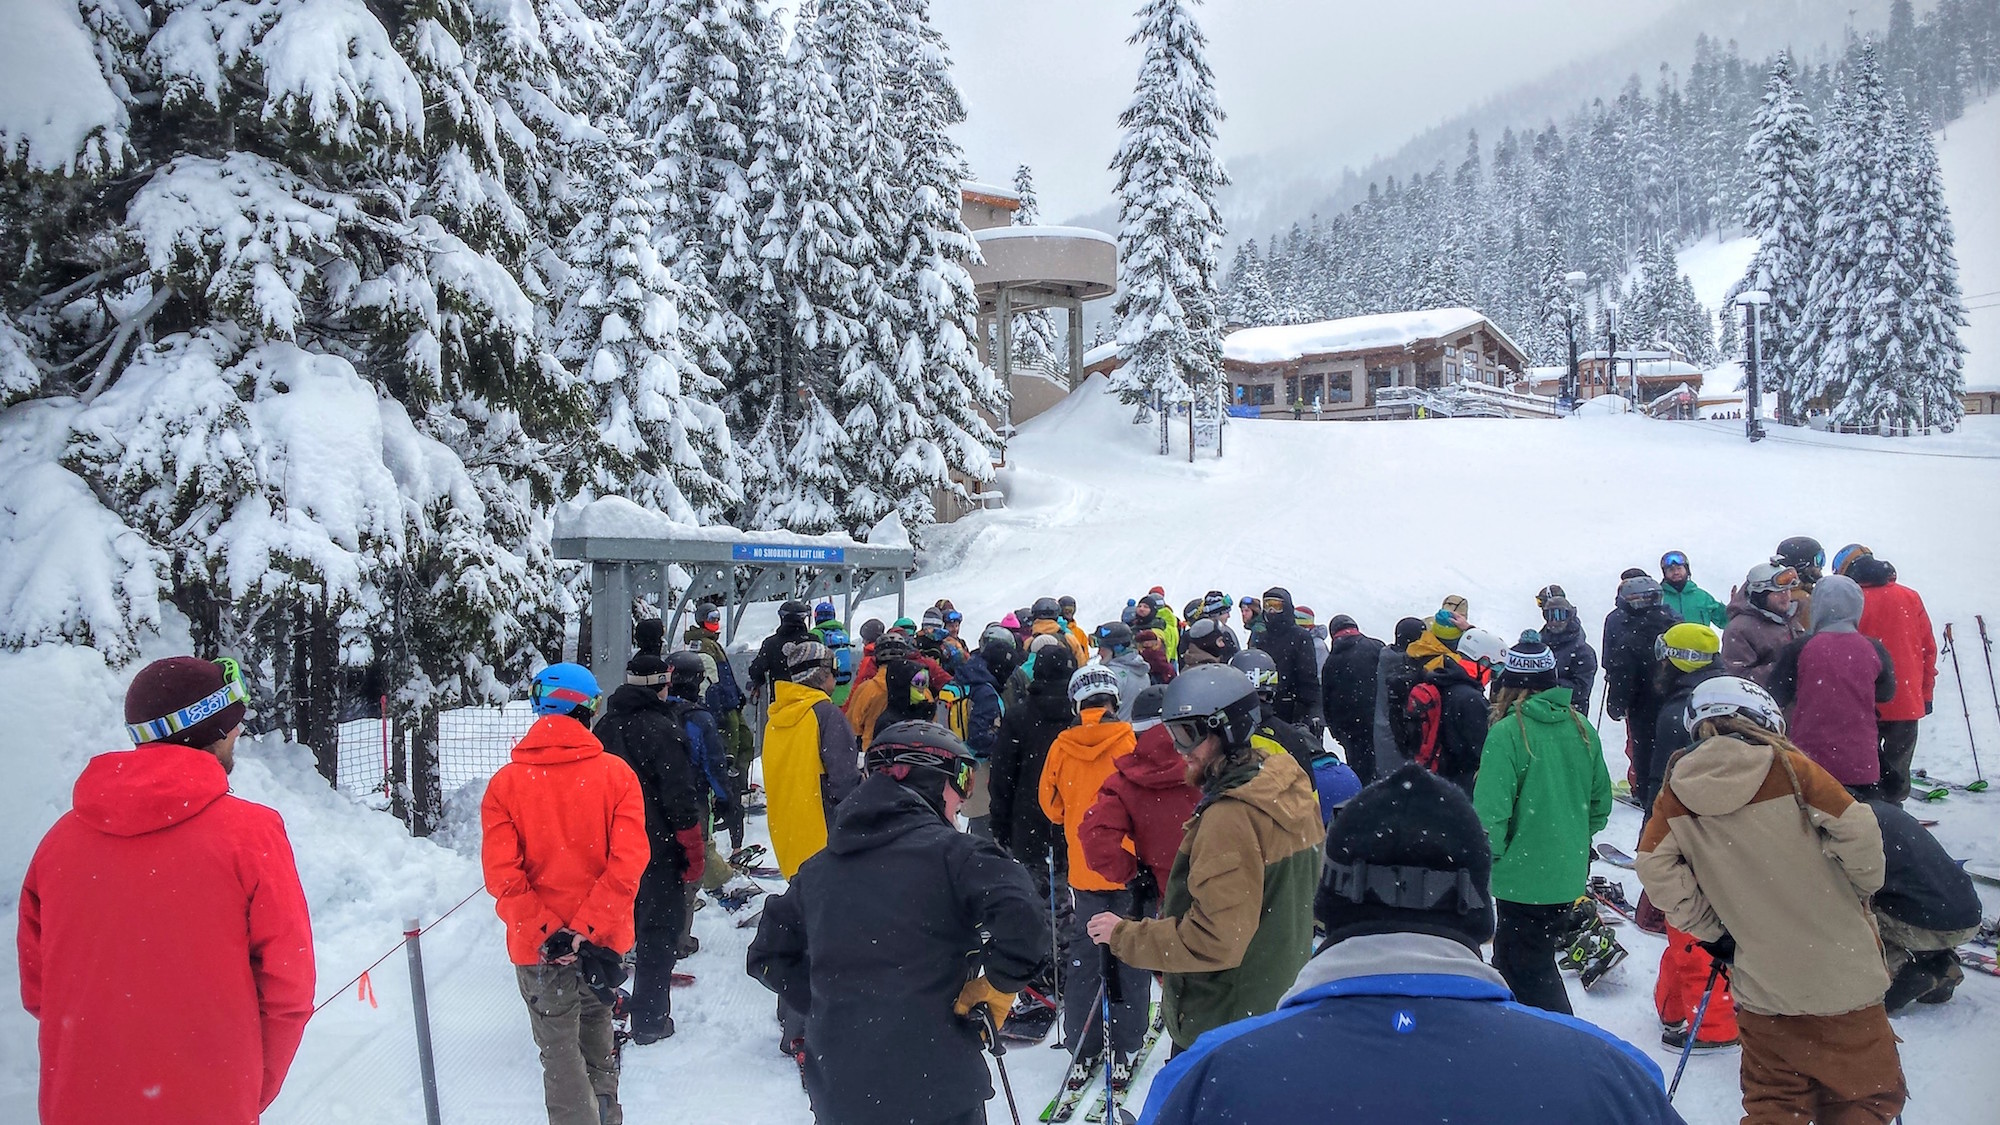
[{"xmin": 763, "ymin": 679, "xmax": 861, "ymax": 878}]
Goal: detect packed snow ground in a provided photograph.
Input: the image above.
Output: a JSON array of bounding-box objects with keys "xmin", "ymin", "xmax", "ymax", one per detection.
[{"xmin": 6, "ymin": 385, "xmax": 2000, "ymax": 1124}]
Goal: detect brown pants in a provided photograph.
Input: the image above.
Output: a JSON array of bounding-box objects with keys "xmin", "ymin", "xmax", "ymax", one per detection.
[
  {"xmin": 516, "ymin": 964, "xmax": 622, "ymax": 1125},
  {"xmin": 1738, "ymin": 1006, "xmax": 1905, "ymax": 1124}
]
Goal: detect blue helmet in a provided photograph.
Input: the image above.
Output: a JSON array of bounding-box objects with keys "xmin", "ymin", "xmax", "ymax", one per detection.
[{"xmin": 531, "ymin": 662, "xmax": 600, "ymax": 716}]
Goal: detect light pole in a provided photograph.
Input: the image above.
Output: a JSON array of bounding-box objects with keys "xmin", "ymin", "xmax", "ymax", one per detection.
[
  {"xmin": 1563, "ymin": 271, "xmax": 1588, "ymax": 408},
  {"xmin": 1605, "ymin": 302, "xmax": 1620, "ymax": 407},
  {"xmin": 1737, "ymin": 289, "xmax": 1770, "ymax": 443}
]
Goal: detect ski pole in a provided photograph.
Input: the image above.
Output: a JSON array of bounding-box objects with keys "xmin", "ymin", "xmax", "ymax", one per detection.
[
  {"xmin": 1048, "ymin": 852, "xmax": 1063, "ymax": 1046},
  {"xmin": 1668, "ymin": 960, "xmax": 1726, "ymax": 1102},
  {"xmin": 971, "ymin": 1005, "xmax": 1022, "ymax": 1125},
  {"xmin": 1976, "ymin": 615, "xmax": 1997, "ymax": 782},
  {"xmin": 1944, "ymin": 625, "xmax": 1983, "ymax": 783},
  {"xmin": 1100, "ymin": 946, "xmax": 1122, "ymax": 1124}
]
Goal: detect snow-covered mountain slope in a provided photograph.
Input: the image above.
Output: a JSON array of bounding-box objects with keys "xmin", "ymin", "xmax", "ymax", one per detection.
[{"xmin": 1942, "ymin": 93, "xmax": 2000, "ymax": 389}]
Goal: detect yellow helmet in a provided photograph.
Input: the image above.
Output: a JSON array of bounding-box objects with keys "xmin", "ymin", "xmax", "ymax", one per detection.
[{"xmin": 1658, "ymin": 623, "xmax": 1721, "ymax": 673}]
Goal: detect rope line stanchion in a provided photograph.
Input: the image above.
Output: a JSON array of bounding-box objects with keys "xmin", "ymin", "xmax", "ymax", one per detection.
[
  {"xmin": 309, "ymin": 884, "xmax": 486, "ymax": 1018},
  {"xmin": 405, "ymin": 916, "xmax": 444, "ymax": 1125}
]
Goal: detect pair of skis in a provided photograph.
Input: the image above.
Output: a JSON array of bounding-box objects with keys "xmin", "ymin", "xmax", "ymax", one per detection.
[
  {"xmin": 1937, "ymin": 617, "xmax": 1997, "ymax": 791},
  {"xmin": 1039, "ymin": 1002, "xmax": 1160, "ymax": 1124}
]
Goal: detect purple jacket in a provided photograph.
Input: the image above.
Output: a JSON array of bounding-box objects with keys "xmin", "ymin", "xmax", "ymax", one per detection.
[{"xmin": 1770, "ymin": 576, "xmax": 1895, "ymax": 786}]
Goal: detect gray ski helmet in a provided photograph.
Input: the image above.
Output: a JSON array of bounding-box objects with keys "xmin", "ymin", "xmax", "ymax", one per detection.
[
  {"xmin": 1058, "ymin": 595, "xmax": 1078, "ymax": 616},
  {"xmin": 666, "ymin": 650, "xmax": 707, "ymax": 683},
  {"xmin": 1032, "ymin": 596, "xmax": 1061, "ymax": 621},
  {"xmin": 779, "ymin": 598, "xmax": 810, "ymax": 622},
  {"xmin": 1228, "ymin": 649, "xmax": 1279, "ymax": 698},
  {"xmin": 1160, "ymin": 665, "xmax": 1261, "ymax": 749},
  {"xmin": 1616, "ymin": 575, "xmax": 1663, "ymax": 609},
  {"xmin": 866, "ymin": 721, "xmax": 976, "ymax": 797},
  {"xmin": 1132, "ymin": 684, "xmax": 1168, "ymax": 723},
  {"xmin": 1092, "ymin": 621, "xmax": 1136, "ymax": 650}
]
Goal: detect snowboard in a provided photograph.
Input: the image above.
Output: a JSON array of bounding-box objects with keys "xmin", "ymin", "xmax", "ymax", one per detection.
[
  {"xmin": 1963, "ymin": 862, "xmax": 2000, "ymax": 888},
  {"xmin": 1593, "ymin": 842, "xmax": 1637, "ymax": 869},
  {"xmin": 1958, "ymin": 949, "xmax": 2000, "ymax": 978}
]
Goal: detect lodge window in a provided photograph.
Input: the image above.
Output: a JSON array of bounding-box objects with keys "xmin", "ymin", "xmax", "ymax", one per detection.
[
  {"xmin": 1248, "ymin": 383, "xmax": 1275, "ymax": 405},
  {"xmin": 1326, "ymin": 372, "xmax": 1353, "ymax": 403}
]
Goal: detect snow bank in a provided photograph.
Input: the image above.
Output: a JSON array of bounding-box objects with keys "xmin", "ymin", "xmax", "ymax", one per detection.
[
  {"xmin": 1225, "ymin": 307, "xmax": 1507, "ymax": 364},
  {"xmin": 0, "ymin": 0, "xmax": 128, "ymax": 175}
]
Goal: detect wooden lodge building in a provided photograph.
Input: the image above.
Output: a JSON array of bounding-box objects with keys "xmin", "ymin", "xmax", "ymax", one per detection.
[{"xmin": 1220, "ymin": 308, "xmax": 1532, "ymax": 418}]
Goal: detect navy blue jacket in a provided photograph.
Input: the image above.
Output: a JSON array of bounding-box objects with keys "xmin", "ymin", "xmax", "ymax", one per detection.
[
  {"xmin": 1141, "ymin": 962, "xmax": 1684, "ymax": 1124},
  {"xmin": 953, "ymin": 653, "xmax": 1005, "ymax": 758}
]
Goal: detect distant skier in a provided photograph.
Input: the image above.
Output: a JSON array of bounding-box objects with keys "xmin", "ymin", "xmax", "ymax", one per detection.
[
  {"xmin": 1769, "ymin": 575, "xmax": 1897, "ymax": 795},
  {"xmin": 1319, "ymin": 614, "xmax": 1384, "ymax": 781},
  {"xmin": 1658, "ymin": 550, "xmax": 1726, "ymax": 628},
  {"xmin": 748, "ymin": 599, "xmax": 815, "ymax": 699},
  {"xmin": 1772, "ymin": 535, "xmax": 1825, "ymax": 631},
  {"xmin": 1537, "ymin": 594, "xmax": 1598, "ymax": 711},
  {"xmin": 1602, "ymin": 573, "xmax": 1680, "ymax": 786},
  {"xmin": 748, "ymin": 722, "xmax": 1048, "ymax": 1125},
  {"xmin": 1255, "ymin": 587, "xmax": 1324, "ymax": 735}
]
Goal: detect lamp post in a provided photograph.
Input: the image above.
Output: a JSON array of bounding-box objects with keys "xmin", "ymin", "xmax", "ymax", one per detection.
[
  {"xmin": 1737, "ymin": 289, "xmax": 1770, "ymax": 443},
  {"xmin": 1605, "ymin": 302, "xmax": 1620, "ymax": 407},
  {"xmin": 1563, "ymin": 271, "xmax": 1588, "ymax": 408}
]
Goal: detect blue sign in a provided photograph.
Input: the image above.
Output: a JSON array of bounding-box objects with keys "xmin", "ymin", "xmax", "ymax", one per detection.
[{"xmin": 731, "ymin": 543, "xmax": 845, "ymax": 564}]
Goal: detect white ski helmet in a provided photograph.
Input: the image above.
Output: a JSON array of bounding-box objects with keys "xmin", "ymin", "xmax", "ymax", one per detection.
[
  {"xmin": 1744, "ymin": 561, "xmax": 1801, "ymax": 596},
  {"xmin": 1685, "ymin": 676, "xmax": 1786, "ymax": 736},
  {"xmin": 1068, "ymin": 665, "xmax": 1123, "ymax": 712},
  {"xmin": 1455, "ymin": 627, "xmax": 1509, "ymax": 669}
]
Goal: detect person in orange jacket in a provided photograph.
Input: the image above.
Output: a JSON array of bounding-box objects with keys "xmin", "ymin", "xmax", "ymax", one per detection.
[
  {"xmin": 482, "ymin": 663, "xmax": 649, "ymax": 1125},
  {"xmin": 1039, "ymin": 665, "xmax": 1149, "ymax": 1090}
]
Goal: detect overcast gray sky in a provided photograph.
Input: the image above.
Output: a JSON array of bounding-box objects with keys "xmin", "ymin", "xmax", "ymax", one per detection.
[{"xmin": 932, "ymin": 0, "xmax": 1676, "ymax": 222}]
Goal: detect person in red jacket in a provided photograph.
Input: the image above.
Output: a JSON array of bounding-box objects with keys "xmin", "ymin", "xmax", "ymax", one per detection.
[
  {"xmin": 1079, "ymin": 686, "xmax": 1199, "ymax": 916},
  {"xmin": 1843, "ymin": 550, "xmax": 1939, "ymax": 802},
  {"xmin": 19, "ymin": 656, "xmax": 315, "ymax": 1125},
  {"xmin": 482, "ymin": 663, "xmax": 650, "ymax": 1125}
]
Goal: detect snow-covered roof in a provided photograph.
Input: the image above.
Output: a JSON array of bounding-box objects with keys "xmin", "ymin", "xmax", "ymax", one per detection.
[
  {"xmin": 1082, "ymin": 341, "xmax": 1121, "ymax": 369},
  {"xmin": 961, "ymin": 181, "xmax": 1022, "ymax": 203},
  {"xmin": 556, "ymin": 496, "xmax": 873, "ymax": 548},
  {"xmin": 1224, "ymin": 308, "xmax": 1529, "ymax": 366},
  {"xmin": 1624, "ymin": 360, "xmax": 1706, "ymax": 378},
  {"xmin": 974, "ymin": 224, "xmax": 1116, "ymax": 246}
]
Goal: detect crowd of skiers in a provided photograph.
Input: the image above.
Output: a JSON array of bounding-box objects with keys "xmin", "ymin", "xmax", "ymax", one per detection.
[{"xmin": 14, "ymin": 531, "xmax": 1985, "ymax": 1125}]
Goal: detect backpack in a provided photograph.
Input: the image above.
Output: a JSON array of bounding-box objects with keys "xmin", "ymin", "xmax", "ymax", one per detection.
[
  {"xmin": 1404, "ymin": 682, "xmax": 1445, "ymax": 773},
  {"xmin": 820, "ymin": 626, "xmax": 857, "ymax": 685},
  {"xmin": 937, "ymin": 682, "xmax": 973, "ymax": 742}
]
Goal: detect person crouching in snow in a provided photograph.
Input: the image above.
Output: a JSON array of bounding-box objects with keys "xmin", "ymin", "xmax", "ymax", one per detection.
[
  {"xmin": 1078, "ymin": 686, "xmax": 1200, "ymax": 920},
  {"xmin": 20, "ymin": 656, "xmax": 314, "ymax": 1125},
  {"xmin": 1085, "ymin": 666, "xmax": 1322, "ymax": 1059},
  {"xmin": 1865, "ymin": 796, "xmax": 1982, "ymax": 1014},
  {"xmin": 482, "ymin": 663, "xmax": 649, "ymax": 1125},
  {"xmin": 748, "ymin": 722, "xmax": 1048, "ymax": 1125},
  {"xmin": 1636, "ymin": 676, "xmax": 1904, "ymax": 1125},
  {"xmin": 1138, "ymin": 764, "xmax": 1683, "ymax": 1124},
  {"xmin": 1472, "ymin": 635, "xmax": 1612, "ymax": 1016}
]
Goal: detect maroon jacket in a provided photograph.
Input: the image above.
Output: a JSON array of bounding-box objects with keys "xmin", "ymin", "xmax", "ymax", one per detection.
[
  {"xmin": 1770, "ymin": 577, "xmax": 1895, "ymax": 786},
  {"xmin": 1078, "ymin": 724, "xmax": 1200, "ymax": 891}
]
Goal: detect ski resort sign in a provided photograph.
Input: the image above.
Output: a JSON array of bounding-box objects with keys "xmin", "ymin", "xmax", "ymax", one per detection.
[{"xmin": 731, "ymin": 543, "xmax": 845, "ymax": 564}]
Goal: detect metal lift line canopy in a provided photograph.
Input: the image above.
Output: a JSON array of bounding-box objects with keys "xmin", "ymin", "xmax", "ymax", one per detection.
[{"xmin": 552, "ymin": 498, "xmax": 916, "ymax": 690}]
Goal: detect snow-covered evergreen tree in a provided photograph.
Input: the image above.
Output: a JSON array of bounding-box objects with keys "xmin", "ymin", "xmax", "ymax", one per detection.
[
  {"xmin": 1737, "ymin": 52, "xmax": 1820, "ymax": 422},
  {"xmin": 1896, "ymin": 109, "xmax": 1967, "ymax": 426},
  {"xmin": 1536, "ymin": 234, "xmax": 1582, "ymax": 369},
  {"xmin": 1108, "ymin": 0, "xmax": 1229, "ymax": 412},
  {"xmin": 1224, "ymin": 240, "xmax": 1278, "ymax": 327},
  {"xmin": 1009, "ymin": 164, "xmax": 1066, "ymax": 377}
]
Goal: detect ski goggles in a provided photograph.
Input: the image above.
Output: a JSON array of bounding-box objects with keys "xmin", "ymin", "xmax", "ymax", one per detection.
[
  {"xmin": 1768, "ymin": 567, "xmax": 1801, "ymax": 590},
  {"xmin": 943, "ymin": 610, "xmax": 962, "ymax": 625},
  {"xmin": 1543, "ymin": 606, "xmax": 1572, "ymax": 624},
  {"xmin": 1239, "ymin": 596, "xmax": 1258, "ymax": 608},
  {"xmin": 1654, "ymin": 637, "xmax": 1716, "ymax": 666},
  {"xmin": 1661, "ymin": 551, "xmax": 1690, "ymax": 570},
  {"xmin": 128, "ymin": 657, "xmax": 249, "ymax": 745},
  {"xmin": 1166, "ymin": 717, "xmax": 1216, "ymax": 754},
  {"xmin": 1262, "ymin": 596, "xmax": 1288, "ymax": 614}
]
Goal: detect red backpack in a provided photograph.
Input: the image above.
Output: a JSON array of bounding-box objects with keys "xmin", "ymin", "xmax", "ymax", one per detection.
[{"xmin": 1404, "ymin": 682, "xmax": 1445, "ymax": 772}]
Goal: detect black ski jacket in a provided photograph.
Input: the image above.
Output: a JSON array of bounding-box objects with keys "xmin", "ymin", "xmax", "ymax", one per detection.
[
  {"xmin": 1425, "ymin": 659, "xmax": 1491, "ymax": 798},
  {"xmin": 748, "ymin": 620, "xmax": 814, "ymax": 694},
  {"xmin": 595, "ymin": 684, "xmax": 705, "ymax": 891},
  {"xmin": 1258, "ymin": 590, "xmax": 1323, "ymax": 731},
  {"xmin": 748, "ymin": 773, "xmax": 1048, "ymax": 1125},
  {"xmin": 1600, "ymin": 604, "xmax": 1679, "ymax": 721},
  {"xmin": 989, "ymin": 674, "xmax": 1073, "ymax": 861},
  {"xmin": 1865, "ymin": 798, "xmax": 1983, "ymax": 932},
  {"xmin": 1540, "ymin": 618, "xmax": 1600, "ymax": 711},
  {"xmin": 1320, "ymin": 630, "xmax": 1384, "ymax": 759}
]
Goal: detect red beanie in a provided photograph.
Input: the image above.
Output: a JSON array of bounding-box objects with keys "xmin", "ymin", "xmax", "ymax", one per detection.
[{"xmin": 125, "ymin": 657, "xmax": 245, "ymax": 748}]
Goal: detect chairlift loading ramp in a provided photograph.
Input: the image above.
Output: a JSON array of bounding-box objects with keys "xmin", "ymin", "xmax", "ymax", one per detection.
[{"xmin": 552, "ymin": 503, "xmax": 915, "ymax": 692}]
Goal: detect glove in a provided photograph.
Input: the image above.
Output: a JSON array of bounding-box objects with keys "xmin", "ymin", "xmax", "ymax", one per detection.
[
  {"xmin": 539, "ymin": 929, "xmax": 579, "ymax": 964},
  {"xmin": 954, "ymin": 976, "xmax": 1017, "ymax": 1031},
  {"xmin": 1697, "ymin": 933, "xmax": 1736, "ymax": 965},
  {"xmin": 1925, "ymin": 700, "xmax": 1934, "ymax": 716},
  {"xmin": 676, "ymin": 825, "xmax": 707, "ymax": 884},
  {"xmin": 574, "ymin": 939, "xmax": 630, "ymax": 1005},
  {"xmin": 1305, "ymin": 716, "xmax": 1325, "ymax": 740},
  {"xmin": 1127, "ymin": 867, "xmax": 1160, "ymax": 919}
]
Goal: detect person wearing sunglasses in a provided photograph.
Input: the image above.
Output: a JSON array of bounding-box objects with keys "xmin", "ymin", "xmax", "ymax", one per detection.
[
  {"xmin": 22, "ymin": 656, "xmax": 315, "ymax": 1125},
  {"xmin": 750, "ymin": 721, "xmax": 1048, "ymax": 1125},
  {"xmin": 1658, "ymin": 550, "xmax": 1727, "ymax": 630},
  {"xmin": 1537, "ymin": 596, "xmax": 1599, "ymax": 714},
  {"xmin": 1254, "ymin": 587, "xmax": 1326, "ymax": 738},
  {"xmin": 1085, "ymin": 665, "xmax": 1321, "ymax": 1060},
  {"xmin": 1722, "ymin": 562, "xmax": 1805, "ymax": 687}
]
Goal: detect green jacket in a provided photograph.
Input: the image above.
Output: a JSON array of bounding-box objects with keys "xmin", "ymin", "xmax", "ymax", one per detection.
[
  {"xmin": 1108, "ymin": 752, "xmax": 1322, "ymax": 1048},
  {"xmin": 1662, "ymin": 580, "xmax": 1726, "ymax": 629},
  {"xmin": 1473, "ymin": 688, "xmax": 1612, "ymax": 905}
]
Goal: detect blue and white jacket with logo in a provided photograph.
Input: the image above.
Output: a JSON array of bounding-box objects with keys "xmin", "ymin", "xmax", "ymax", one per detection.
[{"xmin": 1138, "ymin": 932, "xmax": 1686, "ymax": 1124}]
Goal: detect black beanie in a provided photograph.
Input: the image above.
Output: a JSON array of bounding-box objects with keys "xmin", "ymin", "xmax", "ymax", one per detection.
[
  {"xmin": 633, "ymin": 618, "xmax": 666, "ymax": 657},
  {"xmin": 1316, "ymin": 764, "xmax": 1495, "ymax": 950},
  {"xmin": 625, "ymin": 652, "xmax": 670, "ymax": 686},
  {"xmin": 1392, "ymin": 616, "xmax": 1426, "ymax": 649},
  {"xmin": 1328, "ymin": 614, "xmax": 1359, "ymax": 635},
  {"xmin": 1620, "ymin": 567, "xmax": 1649, "ymax": 581}
]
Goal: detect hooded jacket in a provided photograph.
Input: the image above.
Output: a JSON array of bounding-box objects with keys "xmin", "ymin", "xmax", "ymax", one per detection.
[
  {"xmin": 1404, "ymin": 626, "xmax": 1460, "ymax": 673},
  {"xmin": 1080, "ymin": 724, "xmax": 1201, "ymax": 890},
  {"xmin": 1109, "ymin": 751, "xmax": 1323, "ymax": 1048},
  {"xmin": 747, "ymin": 773, "xmax": 1047, "ymax": 1125},
  {"xmin": 596, "ymin": 684, "xmax": 708, "ymax": 887},
  {"xmin": 482, "ymin": 715, "xmax": 651, "ymax": 965},
  {"xmin": 1137, "ymin": 933, "xmax": 1681, "ymax": 1125},
  {"xmin": 1100, "ymin": 649, "xmax": 1154, "ymax": 719},
  {"xmin": 1032, "ymin": 617, "xmax": 1090, "ymax": 667},
  {"xmin": 1720, "ymin": 586, "xmax": 1801, "ymax": 687},
  {"xmin": 1661, "ymin": 578, "xmax": 1727, "ymax": 630},
  {"xmin": 1539, "ymin": 615, "xmax": 1599, "ymax": 709},
  {"xmin": 1320, "ymin": 628, "xmax": 1384, "ymax": 757},
  {"xmin": 1258, "ymin": 588, "xmax": 1324, "ymax": 729},
  {"xmin": 1039, "ymin": 707, "xmax": 1137, "ymax": 892},
  {"xmin": 1473, "ymin": 688, "xmax": 1613, "ymax": 905},
  {"xmin": 1850, "ymin": 559, "xmax": 1936, "ymax": 722},
  {"xmin": 990, "ymin": 661, "xmax": 1073, "ymax": 858},
  {"xmin": 763, "ymin": 679, "xmax": 861, "ymax": 878},
  {"xmin": 19, "ymin": 744, "xmax": 315, "ymax": 1125},
  {"xmin": 1770, "ymin": 576, "xmax": 1896, "ymax": 786},
  {"xmin": 1370, "ymin": 642, "xmax": 1422, "ymax": 771},
  {"xmin": 1601, "ymin": 603, "xmax": 1680, "ymax": 721},
  {"xmin": 945, "ymin": 652, "xmax": 1005, "ymax": 757},
  {"xmin": 1635, "ymin": 735, "xmax": 1888, "ymax": 1016}
]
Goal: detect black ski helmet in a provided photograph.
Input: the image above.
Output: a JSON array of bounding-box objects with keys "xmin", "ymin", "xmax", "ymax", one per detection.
[
  {"xmin": 666, "ymin": 650, "xmax": 707, "ymax": 685},
  {"xmin": 1160, "ymin": 665, "xmax": 1261, "ymax": 749},
  {"xmin": 866, "ymin": 721, "xmax": 976, "ymax": 798},
  {"xmin": 779, "ymin": 598, "xmax": 810, "ymax": 623},
  {"xmin": 1092, "ymin": 621, "xmax": 1136, "ymax": 650},
  {"xmin": 1774, "ymin": 536, "xmax": 1825, "ymax": 583},
  {"xmin": 1032, "ymin": 596, "xmax": 1061, "ymax": 621}
]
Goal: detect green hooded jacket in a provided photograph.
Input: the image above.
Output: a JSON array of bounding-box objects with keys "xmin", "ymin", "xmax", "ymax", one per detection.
[
  {"xmin": 1473, "ymin": 687, "xmax": 1613, "ymax": 905},
  {"xmin": 1662, "ymin": 580, "xmax": 1727, "ymax": 630}
]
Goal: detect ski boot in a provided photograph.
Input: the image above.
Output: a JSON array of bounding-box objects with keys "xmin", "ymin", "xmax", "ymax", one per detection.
[
  {"xmin": 728, "ymin": 843, "xmax": 768, "ymax": 871},
  {"xmin": 1661, "ymin": 1021, "xmax": 1737, "ymax": 1051},
  {"xmin": 1064, "ymin": 1055, "xmax": 1101, "ymax": 1090},
  {"xmin": 1109, "ymin": 1051, "xmax": 1136, "ymax": 1092}
]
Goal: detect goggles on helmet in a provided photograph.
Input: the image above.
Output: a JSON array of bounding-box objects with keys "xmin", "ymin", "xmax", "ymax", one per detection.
[
  {"xmin": 1239, "ymin": 596, "xmax": 1257, "ymax": 608},
  {"xmin": 128, "ymin": 658, "xmax": 250, "ymax": 745},
  {"xmin": 1661, "ymin": 551, "xmax": 1689, "ymax": 570},
  {"xmin": 943, "ymin": 610, "xmax": 962, "ymax": 624},
  {"xmin": 1769, "ymin": 567, "xmax": 1800, "ymax": 589}
]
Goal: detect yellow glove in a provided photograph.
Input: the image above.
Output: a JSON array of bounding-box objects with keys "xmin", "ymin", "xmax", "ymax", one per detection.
[{"xmin": 953, "ymin": 976, "xmax": 1017, "ymax": 1031}]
